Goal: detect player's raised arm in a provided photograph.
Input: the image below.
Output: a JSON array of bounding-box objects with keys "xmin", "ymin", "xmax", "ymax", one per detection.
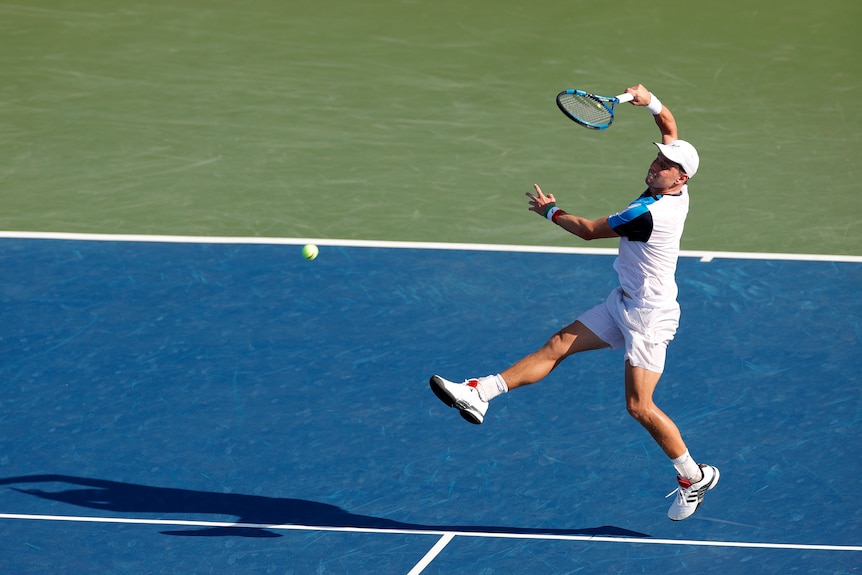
[{"xmin": 625, "ymin": 84, "xmax": 677, "ymax": 144}]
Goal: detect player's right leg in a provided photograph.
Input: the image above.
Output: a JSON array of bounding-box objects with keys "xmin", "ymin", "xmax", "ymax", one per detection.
[{"xmin": 624, "ymin": 362, "xmax": 720, "ymax": 521}]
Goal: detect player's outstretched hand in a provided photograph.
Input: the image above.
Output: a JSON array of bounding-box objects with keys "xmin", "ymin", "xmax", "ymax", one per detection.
[
  {"xmin": 625, "ymin": 84, "xmax": 651, "ymax": 106},
  {"xmin": 526, "ymin": 184, "xmax": 556, "ymax": 216}
]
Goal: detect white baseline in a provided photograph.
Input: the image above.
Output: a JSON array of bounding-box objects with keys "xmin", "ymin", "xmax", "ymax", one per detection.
[
  {"xmin": 0, "ymin": 513, "xmax": 859, "ymax": 552},
  {"xmin": 0, "ymin": 231, "xmax": 860, "ymax": 263}
]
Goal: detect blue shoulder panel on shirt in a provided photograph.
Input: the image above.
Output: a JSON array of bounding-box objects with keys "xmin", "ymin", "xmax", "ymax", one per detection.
[{"xmin": 609, "ymin": 194, "xmax": 658, "ymax": 242}]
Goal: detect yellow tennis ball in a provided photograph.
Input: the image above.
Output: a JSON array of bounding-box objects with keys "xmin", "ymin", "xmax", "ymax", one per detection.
[{"xmin": 302, "ymin": 244, "xmax": 319, "ymax": 260}]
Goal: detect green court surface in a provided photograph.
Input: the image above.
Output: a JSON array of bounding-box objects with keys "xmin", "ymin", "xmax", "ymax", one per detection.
[{"xmin": 1, "ymin": 0, "xmax": 860, "ymax": 254}]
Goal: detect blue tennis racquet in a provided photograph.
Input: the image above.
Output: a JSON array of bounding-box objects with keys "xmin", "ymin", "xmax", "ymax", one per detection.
[{"xmin": 556, "ymin": 89, "xmax": 634, "ymax": 130}]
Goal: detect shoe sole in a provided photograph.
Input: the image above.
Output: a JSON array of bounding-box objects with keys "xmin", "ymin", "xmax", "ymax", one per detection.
[
  {"xmin": 429, "ymin": 376, "xmax": 482, "ymax": 425},
  {"xmin": 669, "ymin": 465, "xmax": 721, "ymax": 522}
]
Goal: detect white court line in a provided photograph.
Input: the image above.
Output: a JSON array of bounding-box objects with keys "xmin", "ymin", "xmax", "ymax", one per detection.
[
  {"xmin": 1, "ymin": 233, "xmax": 859, "ymax": 569},
  {"xmin": 0, "ymin": 513, "xmax": 859, "ymax": 553},
  {"xmin": 406, "ymin": 533, "xmax": 455, "ymax": 575},
  {"xmin": 0, "ymin": 231, "xmax": 860, "ymax": 263}
]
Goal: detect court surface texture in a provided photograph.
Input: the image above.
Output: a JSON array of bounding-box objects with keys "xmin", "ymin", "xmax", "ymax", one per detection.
[
  {"xmin": 0, "ymin": 235, "xmax": 858, "ymax": 574},
  {"xmin": 2, "ymin": 0, "xmax": 860, "ymax": 572}
]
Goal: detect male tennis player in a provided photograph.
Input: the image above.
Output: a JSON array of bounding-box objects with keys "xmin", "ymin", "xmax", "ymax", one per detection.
[{"xmin": 430, "ymin": 84, "xmax": 718, "ymax": 521}]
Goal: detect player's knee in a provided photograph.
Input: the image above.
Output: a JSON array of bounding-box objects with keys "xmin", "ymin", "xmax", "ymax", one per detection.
[
  {"xmin": 626, "ymin": 398, "xmax": 652, "ymax": 424},
  {"xmin": 545, "ymin": 330, "xmax": 575, "ymax": 359}
]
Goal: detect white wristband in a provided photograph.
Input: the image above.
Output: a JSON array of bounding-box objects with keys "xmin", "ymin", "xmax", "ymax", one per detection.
[
  {"xmin": 546, "ymin": 206, "xmax": 561, "ymax": 222},
  {"xmin": 646, "ymin": 92, "xmax": 663, "ymax": 115}
]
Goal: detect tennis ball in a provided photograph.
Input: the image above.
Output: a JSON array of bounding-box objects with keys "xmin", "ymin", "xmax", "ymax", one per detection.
[{"xmin": 301, "ymin": 244, "xmax": 319, "ymax": 260}]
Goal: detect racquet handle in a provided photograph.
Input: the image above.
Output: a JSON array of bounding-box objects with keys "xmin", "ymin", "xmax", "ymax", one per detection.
[{"xmin": 616, "ymin": 93, "xmax": 635, "ymax": 103}]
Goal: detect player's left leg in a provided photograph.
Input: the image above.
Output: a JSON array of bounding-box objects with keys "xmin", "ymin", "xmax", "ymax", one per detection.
[
  {"xmin": 430, "ymin": 320, "xmax": 609, "ymax": 424},
  {"xmin": 500, "ymin": 319, "xmax": 610, "ymax": 390}
]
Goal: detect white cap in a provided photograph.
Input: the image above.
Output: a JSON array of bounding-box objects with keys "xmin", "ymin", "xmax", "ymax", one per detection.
[{"xmin": 653, "ymin": 139, "xmax": 699, "ymax": 178}]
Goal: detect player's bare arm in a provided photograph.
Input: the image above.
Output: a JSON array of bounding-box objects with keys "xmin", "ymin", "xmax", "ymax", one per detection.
[
  {"xmin": 625, "ymin": 84, "xmax": 678, "ymax": 144},
  {"xmin": 526, "ymin": 184, "xmax": 618, "ymax": 241}
]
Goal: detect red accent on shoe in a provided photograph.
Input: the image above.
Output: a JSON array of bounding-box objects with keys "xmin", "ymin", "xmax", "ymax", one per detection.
[
  {"xmin": 676, "ymin": 476, "xmax": 692, "ymax": 489},
  {"xmin": 466, "ymin": 379, "xmax": 479, "ymax": 388}
]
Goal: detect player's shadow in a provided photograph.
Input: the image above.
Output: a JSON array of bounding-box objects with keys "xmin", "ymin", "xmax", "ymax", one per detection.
[{"xmin": 0, "ymin": 474, "xmax": 649, "ymax": 539}]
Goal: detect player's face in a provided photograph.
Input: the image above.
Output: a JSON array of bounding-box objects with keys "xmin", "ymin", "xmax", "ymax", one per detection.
[{"xmin": 646, "ymin": 154, "xmax": 685, "ymax": 191}]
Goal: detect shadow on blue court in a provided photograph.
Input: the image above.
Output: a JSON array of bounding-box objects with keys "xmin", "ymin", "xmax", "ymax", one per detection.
[{"xmin": 0, "ymin": 239, "xmax": 858, "ymax": 574}]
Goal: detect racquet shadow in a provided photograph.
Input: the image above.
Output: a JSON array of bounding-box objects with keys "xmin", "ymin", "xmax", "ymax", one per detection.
[{"xmin": 0, "ymin": 474, "xmax": 650, "ymax": 539}]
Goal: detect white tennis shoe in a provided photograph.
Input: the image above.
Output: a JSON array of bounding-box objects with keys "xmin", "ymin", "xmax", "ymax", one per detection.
[
  {"xmin": 429, "ymin": 375, "xmax": 489, "ymax": 424},
  {"xmin": 666, "ymin": 463, "xmax": 720, "ymax": 521}
]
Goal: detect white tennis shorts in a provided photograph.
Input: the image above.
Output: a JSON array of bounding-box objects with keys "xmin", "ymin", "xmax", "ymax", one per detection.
[{"xmin": 577, "ymin": 287, "xmax": 680, "ymax": 373}]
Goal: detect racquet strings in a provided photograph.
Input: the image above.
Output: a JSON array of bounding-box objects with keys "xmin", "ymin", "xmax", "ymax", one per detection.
[{"xmin": 558, "ymin": 93, "xmax": 612, "ymax": 126}]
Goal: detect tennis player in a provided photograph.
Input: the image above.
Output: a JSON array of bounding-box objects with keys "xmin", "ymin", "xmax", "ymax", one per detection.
[{"xmin": 430, "ymin": 84, "xmax": 719, "ymax": 521}]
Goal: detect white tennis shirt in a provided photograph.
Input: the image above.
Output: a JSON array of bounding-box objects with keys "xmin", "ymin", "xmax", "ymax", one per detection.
[{"xmin": 607, "ymin": 186, "xmax": 689, "ymax": 308}]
